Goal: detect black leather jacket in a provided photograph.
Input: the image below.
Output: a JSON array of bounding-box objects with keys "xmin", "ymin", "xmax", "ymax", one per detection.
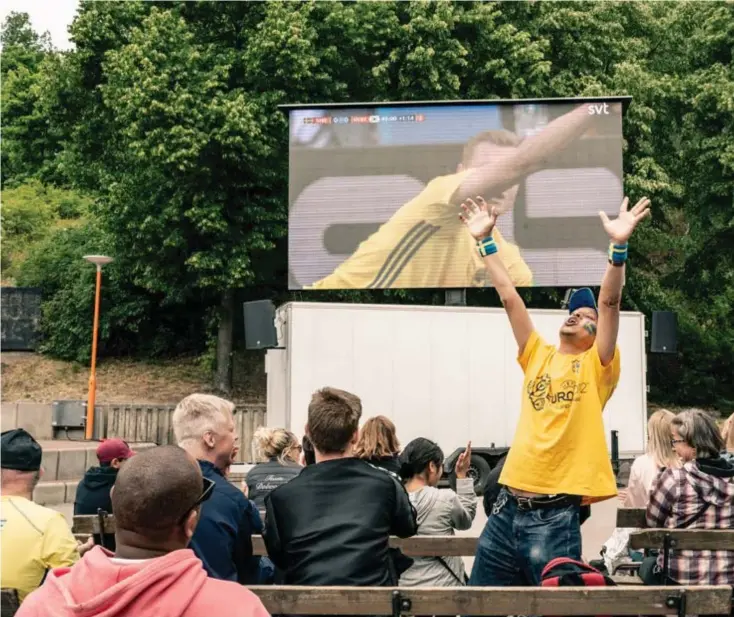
[
  {"xmin": 246, "ymin": 459, "xmax": 302, "ymax": 510},
  {"xmin": 264, "ymin": 458, "xmax": 417, "ymax": 585}
]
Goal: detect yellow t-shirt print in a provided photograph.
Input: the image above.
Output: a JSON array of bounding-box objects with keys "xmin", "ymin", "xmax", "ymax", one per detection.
[
  {"xmin": 499, "ymin": 331, "xmax": 621, "ymax": 503},
  {"xmin": 308, "ymin": 170, "xmax": 533, "ymax": 290}
]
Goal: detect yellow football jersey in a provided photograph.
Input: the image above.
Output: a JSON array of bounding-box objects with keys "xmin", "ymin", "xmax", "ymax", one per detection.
[{"xmin": 308, "ymin": 170, "xmax": 533, "ymax": 289}]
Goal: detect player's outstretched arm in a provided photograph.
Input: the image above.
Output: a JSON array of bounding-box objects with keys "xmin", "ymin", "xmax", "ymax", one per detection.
[
  {"xmin": 453, "ymin": 103, "xmax": 602, "ymax": 205},
  {"xmin": 596, "ymin": 196, "xmax": 651, "ymax": 366},
  {"xmin": 459, "ymin": 196, "xmax": 533, "ymax": 352}
]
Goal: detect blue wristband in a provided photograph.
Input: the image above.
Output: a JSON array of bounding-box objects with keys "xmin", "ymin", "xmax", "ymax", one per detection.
[
  {"xmin": 477, "ymin": 237, "xmax": 498, "ymax": 257},
  {"xmin": 608, "ymin": 242, "xmax": 628, "ymax": 266}
]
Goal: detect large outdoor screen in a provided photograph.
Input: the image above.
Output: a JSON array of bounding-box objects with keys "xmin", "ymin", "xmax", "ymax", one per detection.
[{"xmin": 286, "ymin": 98, "xmax": 627, "ymax": 290}]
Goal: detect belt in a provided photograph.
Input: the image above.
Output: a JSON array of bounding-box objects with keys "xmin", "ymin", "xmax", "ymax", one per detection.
[{"xmin": 509, "ymin": 492, "xmax": 581, "ymax": 512}]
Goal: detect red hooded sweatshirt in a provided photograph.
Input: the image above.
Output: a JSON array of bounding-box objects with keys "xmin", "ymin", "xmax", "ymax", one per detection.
[{"xmin": 17, "ymin": 547, "xmax": 271, "ymax": 617}]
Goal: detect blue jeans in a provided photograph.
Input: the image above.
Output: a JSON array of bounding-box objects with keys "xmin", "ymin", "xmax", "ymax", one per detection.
[{"xmin": 469, "ymin": 488, "xmax": 582, "ymax": 586}]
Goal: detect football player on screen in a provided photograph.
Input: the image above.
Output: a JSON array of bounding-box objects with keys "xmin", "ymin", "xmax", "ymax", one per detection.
[{"xmin": 308, "ymin": 102, "xmax": 616, "ymax": 290}]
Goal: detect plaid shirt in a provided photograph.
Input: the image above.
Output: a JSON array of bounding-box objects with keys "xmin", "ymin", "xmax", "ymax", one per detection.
[{"xmin": 646, "ymin": 462, "xmax": 734, "ymax": 585}]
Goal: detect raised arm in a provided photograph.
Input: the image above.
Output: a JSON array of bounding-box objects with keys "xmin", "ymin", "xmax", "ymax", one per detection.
[
  {"xmin": 459, "ymin": 197, "xmax": 533, "ymax": 352},
  {"xmin": 596, "ymin": 196, "xmax": 651, "ymax": 366},
  {"xmin": 452, "ymin": 103, "xmax": 602, "ymax": 205}
]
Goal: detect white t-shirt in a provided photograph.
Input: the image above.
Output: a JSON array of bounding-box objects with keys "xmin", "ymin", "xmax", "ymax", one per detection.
[{"xmin": 623, "ymin": 453, "xmax": 663, "ymax": 508}]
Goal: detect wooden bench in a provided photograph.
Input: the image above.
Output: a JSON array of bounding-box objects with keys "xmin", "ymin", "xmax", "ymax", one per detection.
[
  {"xmin": 616, "ymin": 507, "xmax": 647, "ymax": 528},
  {"xmin": 252, "ymin": 534, "xmax": 478, "ymax": 557},
  {"xmin": 0, "ymin": 589, "xmax": 19, "ymax": 617},
  {"xmin": 72, "ymin": 513, "xmax": 480, "ymax": 557},
  {"xmin": 616, "ymin": 507, "xmax": 734, "ymax": 584},
  {"xmin": 247, "ymin": 585, "xmax": 733, "ymax": 616}
]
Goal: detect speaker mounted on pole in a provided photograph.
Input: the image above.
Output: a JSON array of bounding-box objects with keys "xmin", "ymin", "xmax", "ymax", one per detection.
[{"xmin": 243, "ymin": 300, "xmax": 278, "ymax": 350}]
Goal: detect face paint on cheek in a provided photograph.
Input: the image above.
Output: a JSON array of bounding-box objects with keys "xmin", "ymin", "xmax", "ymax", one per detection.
[{"xmin": 584, "ymin": 323, "xmax": 597, "ymax": 336}]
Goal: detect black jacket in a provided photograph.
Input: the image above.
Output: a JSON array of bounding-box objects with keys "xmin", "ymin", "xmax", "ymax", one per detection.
[
  {"xmin": 264, "ymin": 458, "xmax": 417, "ymax": 586},
  {"xmin": 189, "ymin": 460, "xmax": 259, "ymax": 583},
  {"xmin": 246, "ymin": 459, "xmax": 302, "ymax": 510},
  {"xmin": 365, "ymin": 456, "xmax": 401, "ymax": 477},
  {"xmin": 74, "ymin": 465, "xmax": 118, "ymax": 549}
]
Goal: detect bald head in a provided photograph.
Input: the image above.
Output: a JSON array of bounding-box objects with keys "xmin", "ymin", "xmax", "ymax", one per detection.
[{"xmin": 113, "ymin": 446, "xmax": 203, "ymax": 537}]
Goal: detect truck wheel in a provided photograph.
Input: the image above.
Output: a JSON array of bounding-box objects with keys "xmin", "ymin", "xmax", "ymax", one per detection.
[{"xmin": 448, "ymin": 455, "xmax": 492, "ymax": 495}]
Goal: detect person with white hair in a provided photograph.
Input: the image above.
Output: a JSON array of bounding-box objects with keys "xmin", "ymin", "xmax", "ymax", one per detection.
[{"xmin": 173, "ymin": 393, "xmax": 259, "ymax": 583}]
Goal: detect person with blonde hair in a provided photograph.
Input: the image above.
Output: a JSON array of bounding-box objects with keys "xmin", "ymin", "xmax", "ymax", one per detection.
[
  {"xmin": 173, "ymin": 393, "xmax": 259, "ymax": 583},
  {"xmin": 643, "ymin": 408, "xmax": 734, "ymax": 585},
  {"xmin": 246, "ymin": 427, "xmax": 302, "ymax": 511},
  {"xmin": 722, "ymin": 412, "xmax": 734, "ymax": 457},
  {"xmin": 354, "ymin": 415, "xmax": 401, "ymax": 475},
  {"xmin": 622, "ymin": 409, "xmax": 680, "ymax": 508}
]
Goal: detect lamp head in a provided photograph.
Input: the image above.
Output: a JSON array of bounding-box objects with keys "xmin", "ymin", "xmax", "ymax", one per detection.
[{"xmin": 83, "ymin": 255, "xmax": 114, "ymax": 267}]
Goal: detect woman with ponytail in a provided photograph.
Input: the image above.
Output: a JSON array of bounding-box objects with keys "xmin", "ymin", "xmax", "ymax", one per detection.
[
  {"xmin": 398, "ymin": 438, "xmax": 476, "ymax": 587},
  {"xmin": 245, "ymin": 427, "xmax": 302, "ymax": 511}
]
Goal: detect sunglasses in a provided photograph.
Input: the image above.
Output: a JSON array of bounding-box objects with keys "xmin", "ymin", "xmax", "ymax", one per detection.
[{"xmin": 178, "ymin": 476, "xmax": 215, "ymax": 524}]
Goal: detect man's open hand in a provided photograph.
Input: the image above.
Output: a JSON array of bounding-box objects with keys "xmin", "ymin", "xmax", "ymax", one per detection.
[
  {"xmin": 599, "ymin": 196, "xmax": 651, "ymax": 244},
  {"xmin": 455, "ymin": 441, "xmax": 472, "ymax": 479}
]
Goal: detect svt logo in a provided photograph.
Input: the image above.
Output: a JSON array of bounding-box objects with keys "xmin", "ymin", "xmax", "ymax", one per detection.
[{"xmin": 588, "ymin": 102, "xmax": 610, "ymax": 115}]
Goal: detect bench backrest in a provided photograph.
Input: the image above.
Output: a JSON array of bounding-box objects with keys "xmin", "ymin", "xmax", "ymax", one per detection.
[
  {"xmin": 616, "ymin": 507, "xmax": 647, "ymax": 528},
  {"xmin": 73, "ymin": 514, "xmax": 479, "ymax": 556},
  {"xmin": 251, "ymin": 535, "xmax": 478, "ymax": 557},
  {"xmin": 616, "ymin": 508, "xmax": 734, "ymax": 550},
  {"xmin": 1, "ymin": 588, "xmax": 20, "ymax": 617},
  {"xmin": 629, "ymin": 529, "xmax": 734, "ymax": 551},
  {"xmin": 247, "ymin": 585, "xmax": 733, "ymax": 616}
]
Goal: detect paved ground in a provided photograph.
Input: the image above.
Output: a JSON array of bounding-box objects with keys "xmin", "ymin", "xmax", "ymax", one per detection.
[{"xmin": 55, "ymin": 495, "xmax": 617, "ymax": 568}]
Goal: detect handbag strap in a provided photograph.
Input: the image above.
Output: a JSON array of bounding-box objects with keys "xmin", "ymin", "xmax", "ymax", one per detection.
[{"xmin": 435, "ymin": 556, "xmax": 467, "ymax": 586}]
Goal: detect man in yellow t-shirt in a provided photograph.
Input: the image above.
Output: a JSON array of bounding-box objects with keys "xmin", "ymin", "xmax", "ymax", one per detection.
[
  {"xmin": 308, "ymin": 103, "xmax": 601, "ymax": 290},
  {"xmin": 0, "ymin": 429, "xmax": 80, "ymax": 603},
  {"xmin": 458, "ymin": 193, "xmax": 651, "ymax": 586}
]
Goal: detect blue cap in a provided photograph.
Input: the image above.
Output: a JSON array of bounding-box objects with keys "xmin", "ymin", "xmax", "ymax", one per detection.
[{"xmin": 568, "ymin": 288, "xmax": 597, "ymax": 314}]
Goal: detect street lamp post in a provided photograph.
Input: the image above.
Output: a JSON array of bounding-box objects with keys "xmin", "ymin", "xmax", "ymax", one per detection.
[{"xmin": 83, "ymin": 255, "xmax": 113, "ymax": 440}]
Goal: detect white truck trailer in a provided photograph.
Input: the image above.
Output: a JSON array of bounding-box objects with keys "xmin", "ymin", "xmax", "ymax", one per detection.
[{"xmin": 265, "ymin": 302, "xmax": 647, "ymax": 491}]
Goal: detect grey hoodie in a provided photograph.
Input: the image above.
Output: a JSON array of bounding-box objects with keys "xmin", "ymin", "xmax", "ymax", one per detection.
[{"xmin": 399, "ymin": 478, "xmax": 476, "ymax": 587}]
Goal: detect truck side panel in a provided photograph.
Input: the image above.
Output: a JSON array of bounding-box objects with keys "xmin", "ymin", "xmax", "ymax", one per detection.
[{"xmin": 268, "ymin": 303, "xmax": 646, "ymax": 459}]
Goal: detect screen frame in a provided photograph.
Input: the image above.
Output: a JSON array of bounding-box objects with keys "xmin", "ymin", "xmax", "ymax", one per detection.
[
  {"xmin": 278, "ymin": 95, "xmax": 632, "ymax": 112},
  {"xmin": 283, "ymin": 96, "xmax": 631, "ymax": 291}
]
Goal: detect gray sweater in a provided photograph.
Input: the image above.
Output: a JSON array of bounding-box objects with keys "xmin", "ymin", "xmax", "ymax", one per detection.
[{"xmin": 399, "ymin": 478, "xmax": 477, "ymax": 587}]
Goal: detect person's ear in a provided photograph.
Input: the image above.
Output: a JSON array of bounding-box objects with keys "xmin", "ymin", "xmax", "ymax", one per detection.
[
  {"xmin": 39, "ymin": 467, "xmax": 45, "ymax": 480},
  {"xmin": 350, "ymin": 429, "xmax": 359, "ymax": 445},
  {"xmin": 203, "ymin": 431, "xmax": 216, "ymax": 449},
  {"xmin": 111, "ymin": 458, "xmax": 122, "ymax": 470},
  {"xmin": 304, "ymin": 424, "xmax": 311, "ymax": 439},
  {"xmin": 184, "ymin": 508, "xmax": 199, "ymax": 542}
]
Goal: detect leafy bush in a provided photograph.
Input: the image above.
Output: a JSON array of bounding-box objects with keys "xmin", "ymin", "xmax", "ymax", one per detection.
[{"xmin": 1, "ymin": 180, "xmax": 91, "ymax": 279}]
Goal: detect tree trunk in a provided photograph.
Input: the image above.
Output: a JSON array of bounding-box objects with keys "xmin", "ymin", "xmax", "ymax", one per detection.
[{"xmin": 215, "ymin": 289, "xmax": 234, "ymax": 394}]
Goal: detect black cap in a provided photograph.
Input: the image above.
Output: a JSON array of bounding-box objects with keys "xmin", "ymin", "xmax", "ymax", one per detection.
[{"xmin": 1, "ymin": 429, "xmax": 42, "ymax": 471}]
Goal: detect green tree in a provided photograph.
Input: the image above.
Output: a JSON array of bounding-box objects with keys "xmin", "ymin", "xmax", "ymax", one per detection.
[
  {"xmin": 1, "ymin": 12, "xmax": 54, "ymax": 185},
  {"xmin": 15, "ymin": 0, "xmax": 734, "ymax": 407},
  {"xmin": 1, "ymin": 180, "xmax": 91, "ymax": 280}
]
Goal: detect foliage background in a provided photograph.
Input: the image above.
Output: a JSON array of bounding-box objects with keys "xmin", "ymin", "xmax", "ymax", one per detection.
[{"xmin": 1, "ymin": 1, "xmax": 732, "ymax": 408}]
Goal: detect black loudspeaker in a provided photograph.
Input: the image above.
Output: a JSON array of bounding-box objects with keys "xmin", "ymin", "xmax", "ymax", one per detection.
[
  {"xmin": 243, "ymin": 300, "xmax": 278, "ymax": 350},
  {"xmin": 651, "ymin": 311, "xmax": 677, "ymax": 354}
]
